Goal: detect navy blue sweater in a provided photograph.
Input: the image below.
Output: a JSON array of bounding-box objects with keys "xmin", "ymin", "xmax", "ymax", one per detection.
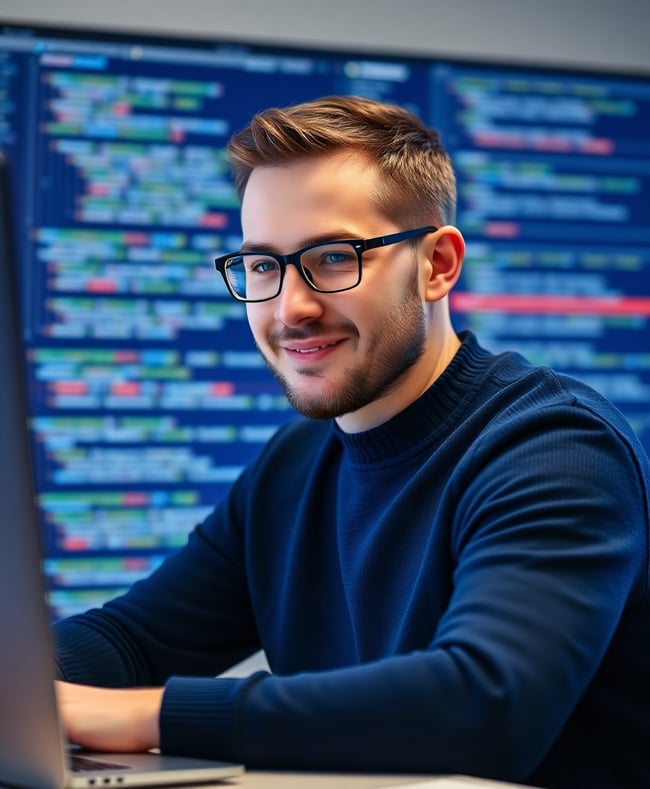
[{"xmin": 54, "ymin": 332, "xmax": 650, "ymax": 787}]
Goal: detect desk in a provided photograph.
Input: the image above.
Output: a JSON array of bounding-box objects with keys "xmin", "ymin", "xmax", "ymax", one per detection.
[
  {"xmin": 225, "ymin": 774, "xmax": 426, "ymax": 788},
  {"xmin": 225, "ymin": 772, "xmax": 531, "ymax": 788}
]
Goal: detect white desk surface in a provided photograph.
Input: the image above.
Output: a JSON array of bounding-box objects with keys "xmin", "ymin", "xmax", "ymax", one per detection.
[{"xmin": 222, "ymin": 772, "xmax": 531, "ymax": 788}]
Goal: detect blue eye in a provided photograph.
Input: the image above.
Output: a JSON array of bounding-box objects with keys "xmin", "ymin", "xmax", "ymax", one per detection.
[
  {"xmin": 251, "ymin": 258, "xmax": 279, "ymax": 274},
  {"xmin": 322, "ymin": 251, "xmax": 353, "ymax": 264}
]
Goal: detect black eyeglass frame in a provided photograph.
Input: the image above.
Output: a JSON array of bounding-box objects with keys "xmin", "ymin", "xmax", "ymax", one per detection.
[{"xmin": 214, "ymin": 225, "xmax": 437, "ymax": 303}]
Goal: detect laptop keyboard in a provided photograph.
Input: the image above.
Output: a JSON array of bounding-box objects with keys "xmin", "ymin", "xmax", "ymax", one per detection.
[{"xmin": 70, "ymin": 755, "xmax": 129, "ymax": 773}]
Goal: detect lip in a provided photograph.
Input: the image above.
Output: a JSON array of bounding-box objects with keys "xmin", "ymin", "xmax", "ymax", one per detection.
[{"xmin": 282, "ymin": 337, "xmax": 346, "ymax": 364}]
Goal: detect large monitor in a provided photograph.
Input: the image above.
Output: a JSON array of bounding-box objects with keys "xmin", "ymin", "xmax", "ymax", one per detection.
[{"xmin": 1, "ymin": 22, "xmax": 649, "ymax": 619}]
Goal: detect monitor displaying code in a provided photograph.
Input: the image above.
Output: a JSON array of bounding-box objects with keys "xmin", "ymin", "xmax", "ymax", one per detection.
[{"xmin": 1, "ymin": 23, "xmax": 648, "ymax": 618}]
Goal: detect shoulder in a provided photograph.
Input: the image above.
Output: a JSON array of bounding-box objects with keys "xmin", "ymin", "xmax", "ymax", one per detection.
[
  {"xmin": 495, "ymin": 358, "xmax": 647, "ymax": 469},
  {"xmin": 454, "ymin": 338, "xmax": 650, "ymax": 529},
  {"xmin": 467, "ymin": 334, "xmax": 647, "ymax": 464}
]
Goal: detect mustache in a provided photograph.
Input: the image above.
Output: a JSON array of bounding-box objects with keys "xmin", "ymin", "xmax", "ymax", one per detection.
[{"xmin": 268, "ymin": 320, "xmax": 358, "ymax": 347}]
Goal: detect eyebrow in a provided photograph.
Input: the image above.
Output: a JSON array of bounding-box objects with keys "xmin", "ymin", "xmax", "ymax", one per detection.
[{"xmin": 239, "ymin": 230, "xmax": 362, "ymax": 254}]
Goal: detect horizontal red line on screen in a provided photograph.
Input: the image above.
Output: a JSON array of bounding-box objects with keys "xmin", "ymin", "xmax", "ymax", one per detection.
[{"xmin": 451, "ymin": 293, "xmax": 650, "ymax": 316}]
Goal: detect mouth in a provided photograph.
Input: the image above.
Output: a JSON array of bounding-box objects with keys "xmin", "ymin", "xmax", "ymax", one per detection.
[
  {"xmin": 289, "ymin": 341, "xmax": 341, "ymax": 354},
  {"xmin": 281, "ymin": 337, "xmax": 346, "ymax": 364}
]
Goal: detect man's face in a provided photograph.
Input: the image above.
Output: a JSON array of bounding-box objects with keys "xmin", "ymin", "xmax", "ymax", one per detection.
[{"xmin": 241, "ymin": 151, "xmax": 432, "ymax": 431}]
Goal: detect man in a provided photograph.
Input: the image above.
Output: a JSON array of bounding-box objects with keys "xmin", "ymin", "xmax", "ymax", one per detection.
[{"xmin": 54, "ymin": 96, "xmax": 650, "ymax": 788}]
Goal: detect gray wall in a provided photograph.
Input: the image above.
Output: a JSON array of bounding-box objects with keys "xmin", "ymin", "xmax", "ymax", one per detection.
[{"xmin": 2, "ymin": 0, "xmax": 649, "ymax": 74}]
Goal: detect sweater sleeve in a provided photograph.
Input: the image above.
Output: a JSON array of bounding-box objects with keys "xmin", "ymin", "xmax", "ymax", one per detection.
[
  {"xmin": 53, "ymin": 489, "xmax": 262, "ymax": 686},
  {"xmin": 157, "ymin": 403, "xmax": 649, "ymax": 784}
]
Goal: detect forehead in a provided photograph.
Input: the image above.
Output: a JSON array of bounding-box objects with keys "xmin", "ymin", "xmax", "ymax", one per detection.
[{"xmin": 240, "ymin": 151, "xmax": 386, "ymax": 243}]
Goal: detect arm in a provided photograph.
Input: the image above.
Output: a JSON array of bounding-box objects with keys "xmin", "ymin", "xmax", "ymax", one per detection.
[
  {"xmin": 53, "ymin": 497, "xmax": 261, "ymax": 688},
  {"xmin": 53, "ymin": 507, "xmax": 258, "ymax": 751}
]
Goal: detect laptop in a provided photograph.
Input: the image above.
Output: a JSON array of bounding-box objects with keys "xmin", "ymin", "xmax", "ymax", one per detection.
[{"xmin": 0, "ymin": 151, "xmax": 244, "ymax": 789}]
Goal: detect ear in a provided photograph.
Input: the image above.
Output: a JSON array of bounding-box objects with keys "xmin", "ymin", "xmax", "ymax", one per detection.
[{"xmin": 419, "ymin": 226, "xmax": 465, "ymax": 302}]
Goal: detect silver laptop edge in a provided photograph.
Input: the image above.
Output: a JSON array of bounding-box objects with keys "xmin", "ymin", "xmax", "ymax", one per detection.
[{"xmin": 0, "ymin": 151, "xmax": 243, "ymax": 788}]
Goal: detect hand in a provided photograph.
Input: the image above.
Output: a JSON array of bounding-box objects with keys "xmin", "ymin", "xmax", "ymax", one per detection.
[{"xmin": 55, "ymin": 681, "xmax": 164, "ymax": 752}]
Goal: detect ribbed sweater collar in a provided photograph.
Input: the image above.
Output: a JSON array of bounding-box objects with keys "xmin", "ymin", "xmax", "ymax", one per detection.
[{"xmin": 332, "ymin": 331, "xmax": 492, "ymax": 465}]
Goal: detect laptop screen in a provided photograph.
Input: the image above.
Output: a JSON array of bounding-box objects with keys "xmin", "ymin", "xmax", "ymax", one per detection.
[{"xmin": 0, "ymin": 147, "xmax": 70, "ymax": 789}]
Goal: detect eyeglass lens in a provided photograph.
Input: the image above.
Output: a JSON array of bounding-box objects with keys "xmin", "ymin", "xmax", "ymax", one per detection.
[{"xmin": 225, "ymin": 241, "xmax": 360, "ymax": 300}]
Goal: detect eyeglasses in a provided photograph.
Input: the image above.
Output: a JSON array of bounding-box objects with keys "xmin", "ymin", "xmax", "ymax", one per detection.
[{"xmin": 214, "ymin": 226, "xmax": 437, "ymax": 303}]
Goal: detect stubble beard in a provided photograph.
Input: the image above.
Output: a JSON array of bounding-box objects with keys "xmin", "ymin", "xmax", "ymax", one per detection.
[{"xmin": 259, "ymin": 275, "xmax": 427, "ymax": 421}]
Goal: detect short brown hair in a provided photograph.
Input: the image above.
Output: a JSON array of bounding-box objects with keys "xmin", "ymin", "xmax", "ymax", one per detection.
[{"xmin": 227, "ymin": 95, "xmax": 457, "ymax": 228}]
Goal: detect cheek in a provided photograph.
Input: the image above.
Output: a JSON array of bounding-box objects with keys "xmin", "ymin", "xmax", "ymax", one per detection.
[
  {"xmin": 356, "ymin": 281, "xmax": 408, "ymax": 323},
  {"xmin": 245, "ymin": 305, "xmax": 268, "ymax": 347}
]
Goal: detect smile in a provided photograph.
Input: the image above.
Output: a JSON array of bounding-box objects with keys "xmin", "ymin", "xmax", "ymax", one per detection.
[{"xmin": 292, "ymin": 343, "xmax": 337, "ymax": 354}]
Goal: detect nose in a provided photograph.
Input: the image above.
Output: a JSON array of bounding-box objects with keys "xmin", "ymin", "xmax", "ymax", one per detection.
[{"xmin": 273, "ymin": 263, "xmax": 325, "ymax": 326}]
